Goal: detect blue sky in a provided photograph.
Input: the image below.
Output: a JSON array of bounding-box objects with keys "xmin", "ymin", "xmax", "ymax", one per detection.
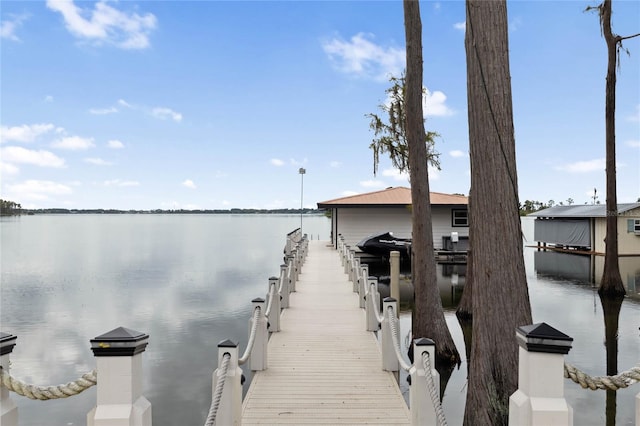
[{"xmin": 1, "ymin": 0, "xmax": 639, "ymax": 210}]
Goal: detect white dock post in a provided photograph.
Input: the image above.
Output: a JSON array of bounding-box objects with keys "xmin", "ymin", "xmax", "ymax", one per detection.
[
  {"xmin": 508, "ymin": 323, "xmax": 574, "ymax": 426},
  {"xmin": 0, "ymin": 332, "xmax": 18, "ymax": 426},
  {"xmin": 366, "ymin": 278, "xmax": 380, "ymax": 332},
  {"xmin": 358, "ymin": 264, "xmax": 368, "ymax": 309},
  {"xmin": 390, "ymin": 251, "xmax": 400, "ymax": 316},
  {"xmin": 268, "ymin": 276, "xmax": 281, "ymax": 332},
  {"xmin": 410, "ymin": 338, "xmax": 439, "ymax": 426},
  {"xmin": 343, "ymin": 246, "xmax": 351, "ymax": 274},
  {"xmin": 381, "ymin": 297, "xmax": 399, "ymax": 372},
  {"xmin": 250, "ymin": 298, "xmax": 268, "ymax": 371},
  {"xmin": 87, "ymin": 327, "xmax": 151, "ymax": 426},
  {"xmin": 352, "ymin": 257, "xmax": 361, "ymax": 293},
  {"xmin": 213, "ymin": 340, "xmax": 242, "ymax": 426},
  {"xmin": 287, "ymin": 254, "xmax": 297, "ymax": 293},
  {"xmin": 636, "ymin": 391, "xmax": 639, "ymax": 426},
  {"xmin": 279, "ymin": 264, "xmax": 290, "ymax": 309}
]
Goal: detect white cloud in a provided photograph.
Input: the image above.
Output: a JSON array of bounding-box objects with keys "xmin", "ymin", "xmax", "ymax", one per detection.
[
  {"xmin": 6, "ymin": 180, "xmax": 72, "ymax": 200},
  {"xmin": 44, "ymin": 95, "xmax": 54, "ymax": 103},
  {"xmin": 118, "ymin": 99, "xmax": 133, "ymax": 108},
  {"xmin": 360, "ymin": 180, "xmax": 386, "ymax": 189},
  {"xmin": 628, "ymin": 104, "xmax": 640, "ymax": 122},
  {"xmin": 107, "ymin": 139, "xmax": 124, "ymax": 149},
  {"xmin": 450, "ymin": 150, "xmax": 466, "ymax": 158},
  {"xmin": 151, "ymin": 107, "xmax": 182, "ymax": 122},
  {"xmin": 322, "ymin": 32, "xmax": 405, "ymax": 81},
  {"xmin": 1, "ymin": 14, "xmax": 28, "ymax": 41},
  {"xmin": 330, "ymin": 161, "xmax": 341, "ymax": 168},
  {"xmin": 52, "ymin": 135, "xmax": 95, "ymax": 150},
  {"xmin": 423, "ymin": 88, "xmax": 455, "ymax": 117},
  {"xmin": 222, "ymin": 200, "xmax": 231, "ymax": 206},
  {"xmin": 556, "ymin": 158, "xmax": 605, "ymax": 173},
  {"xmin": 46, "ymin": 0, "xmax": 157, "ymax": 49},
  {"xmin": 270, "ymin": 158, "xmax": 285, "ymax": 166},
  {"xmin": 182, "ymin": 179, "xmax": 196, "ymax": 189},
  {"xmin": 454, "ymin": 21, "xmax": 466, "ymax": 32},
  {"xmin": 341, "ymin": 190, "xmax": 360, "ymax": 197},
  {"xmin": 84, "ymin": 157, "xmax": 112, "ymax": 166},
  {"xmin": 0, "ymin": 162, "xmax": 20, "ymax": 176},
  {"xmin": 1, "ymin": 123, "xmax": 55, "ymax": 143},
  {"xmin": 89, "ymin": 106, "xmax": 118, "ymax": 115},
  {"xmin": 104, "ymin": 179, "xmax": 140, "ymax": 187},
  {"xmin": 1, "ymin": 146, "xmax": 66, "ymax": 168},
  {"xmin": 433, "ymin": 2, "xmax": 441, "ymax": 11},
  {"xmin": 510, "ymin": 17, "xmax": 523, "ymax": 32},
  {"xmin": 626, "ymin": 140, "xmax": 640, "ymax": 148},
  {"xmin": 382, "ymin": 168, "xmax": 409, "ymax": 182}
]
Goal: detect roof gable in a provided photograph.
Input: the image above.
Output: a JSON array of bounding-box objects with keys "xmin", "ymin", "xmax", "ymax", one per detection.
[
  {"xmin": 529, "ymin": 203, "xmax": 640, "ymax": 218},
  {"xmin": 317, "ymin": 187, "xmax": 468, "ymax": 208}
]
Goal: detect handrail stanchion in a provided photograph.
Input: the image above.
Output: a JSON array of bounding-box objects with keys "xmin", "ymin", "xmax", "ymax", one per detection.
[
  {"xmin": 508, "ymin": 323, "xmax": 573, "ymax": 426},
  {"xmin": 358, "ymin": 265, "xmax": 368, "ymax": 309},
  {"xmin": 249, "ymin": 298, "xmax": 268, "ymax": 372},
  {"xmin": 88, "ymin": 327, "xmax": 151, "ymax": 426},
  {"xmin": 381, "ymin": 298, "xmax": 399, "ymax": 372},
  {"xmin": 280, "ymin": 264, "xmax": 290, "ymax": 309},
  {"xmin": 210, "ymin": 340, "xmax": 242, "ymax": 426},
  {"xmin": 267, "ymin": 277, "xmax": 281, "ymax": 332},
  {"xmin": 410, "ymin": 338, "xmax": 439, "ymax": 426},
  {"xmin": 366, "ymin": 278, "xmax": 380, "ymax": 332},
  {"xmin": 0, "ymin": 332, "xmax": 18, "ymax": 426}
]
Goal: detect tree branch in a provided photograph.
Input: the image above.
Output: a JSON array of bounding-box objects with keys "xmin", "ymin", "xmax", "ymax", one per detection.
[{"xmin": 617, "ymin": 32, "xmax": 640, "ymax": 42}]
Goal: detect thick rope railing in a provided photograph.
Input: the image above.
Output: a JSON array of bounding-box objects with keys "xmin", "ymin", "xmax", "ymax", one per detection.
[
  {"xmin": 564, "ymin": 361, "xmax": 640, "ymax": 391},
  {"xmin": 421, "ymin": 351, "xmax": 448, "ymax": 426},
  {"xmin": 0, "ymin": 367, "xmax": 97, "ymax": 400},
  {"xmin": 238, "ymin": 306, "xmax": 261, "ymax": 365},
  {"xmin": 203, "ymin": 353, "xmax": 231, "ymax": 426},
  {"xmin": 386, "ymin": 305, "xmax": 412, "ymax": 372},
  {"xmin": 264, "ymin": 281, "xmax": 276, "ymax": 318}
]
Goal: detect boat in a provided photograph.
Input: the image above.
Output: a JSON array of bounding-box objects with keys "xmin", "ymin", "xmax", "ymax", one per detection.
[{"xmin": 356, "ymin": 232, "xmax": 412, "ymax": 260}]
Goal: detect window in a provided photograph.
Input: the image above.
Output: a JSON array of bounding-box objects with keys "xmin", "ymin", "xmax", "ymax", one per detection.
[
  {"xmin": 632, "ymin": 219, "xmax": 640, "ymax": 235},
  {"xmin": 452, "ymin": 209, "xmax": 469, "ymax": 227}
]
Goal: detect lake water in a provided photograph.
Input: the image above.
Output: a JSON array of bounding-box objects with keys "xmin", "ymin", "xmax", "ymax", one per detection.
[{"xmin": 1, "ymin": 214, "xmax": 638, "ymax": 425}]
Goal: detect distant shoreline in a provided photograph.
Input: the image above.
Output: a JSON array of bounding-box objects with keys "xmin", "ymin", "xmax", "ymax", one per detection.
[{"xmin": 14, "ymin": 208, "xmax": 327, "ymax": 216}]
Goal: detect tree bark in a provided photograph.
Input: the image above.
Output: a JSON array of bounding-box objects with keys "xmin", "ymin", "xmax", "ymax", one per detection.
[
  {"xmin": 403, "ymin": 0, "xmax": 460, "ymax": 365},
  {"xmin": 599, "ymin": 0, "xmax": 626, "ymax": 296},
  {"xmin": 463, "ymin": 1, "xmax": 532, "ymax": 424}
]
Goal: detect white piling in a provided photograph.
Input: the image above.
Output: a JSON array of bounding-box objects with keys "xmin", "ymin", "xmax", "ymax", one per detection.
[
  {"xmin": 366, "ymin": 278, "xmax": 380, "ymax": 332},
  {"xmin": 381, "ymin": 298, "xmax": 399, "ymax": 372},
  {"xmin": 212, "ymin": 340, "xmax": 242, "ymax": 426},
  {"xmin": 390, "ymin": 251, "xmax": 400, "ymax": 316},
  {"xmin": 410, "ymin": 338, "xmax": 439, "ymax": 426},
  {"xmin": 279, "ymin": 264, "xmax": 290, "ymax": 309},
  {"xmin": 268, "ymin": 276, "xmax": 281, "ymax": 332},
  {"xmin": 250, "ymin": 298, "xmax": 268, "ymax": 372},
  {"xmin": 0, "ymin": 333, "xmax": 18, "ymax": 426}
]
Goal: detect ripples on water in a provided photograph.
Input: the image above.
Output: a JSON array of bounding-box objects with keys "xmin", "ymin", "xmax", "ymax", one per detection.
[{"xmin": 1, "ymin": 214, "xmax": 638, "ymax": 425}]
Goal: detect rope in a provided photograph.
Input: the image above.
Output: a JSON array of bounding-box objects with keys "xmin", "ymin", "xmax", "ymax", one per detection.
[
  {"xmin": 203, "ymin": 353, "xmax": 231, "ymax": 426},
  {"xmin": 421, "ymin": 351, "xmax": 448, "ymax": 426},
  {"xmin": 370, "ymin": 283, "xmax": 384, "ymax": 324},
  {"xmin": 564, "ymin": 362, "xmax": 640, "ymax": 391},
  {"xmin": 264, "ymin": 282, "xmax": 276, "ymax": 317},
  {"xmin": 0, "ymin": 367, "xmax": 97, "ymax": 400},
  {"xmin": 238, "ymin": 306, "xmax": 261, "ymax": 365},
  {"xmin": 277, "ymin": 268, "xmax": 286, "ymax": 294},
  {"xmin": 386, "ymin": 305, "xmax": 411, "ymax": 372}
]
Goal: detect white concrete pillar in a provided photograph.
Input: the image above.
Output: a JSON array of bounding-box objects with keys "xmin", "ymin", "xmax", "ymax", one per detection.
[
  {"xmin": 509, "ymin": 323, "xmax": 574, "ymax": 426},
  {"xmin": 279, "ymin": 264, "xmax": 290, "ymax": 309},
  {"xmin": 410, "ymin": 338, "xmax": 439, "ymax": 426},
  {"xmin": 366, "ymin": 279, "xmax": 380, "ymax": 332},
  {"xmin": 268, "ymin": 277, "xmax": 281, "ymax": 332},
  {"xmin": 390, "ymin": 251, "xmax": 400, "ymax": 316},
  {"xmin": 0, "ymin": 332, "xmax": 18, "ymax": 426},
  {"xmin": 381, "ymin": 298, "xmax": 398, "ymax": 372},
  {"xmin": 87, "ymin": 327, "xmax": 151, "ymax": 426},
  {"xmin": 212, "ymin": 340, "xmax": 242, "ymax": 426},
  {"xmin": 250, "ymin": 298, "xmax": 268, "ymax": 371}
]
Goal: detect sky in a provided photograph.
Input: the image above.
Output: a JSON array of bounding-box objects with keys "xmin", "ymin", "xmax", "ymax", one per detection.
[{"xmin": 1, "ymin": 0, "xmax": 639, "ymax": 210}]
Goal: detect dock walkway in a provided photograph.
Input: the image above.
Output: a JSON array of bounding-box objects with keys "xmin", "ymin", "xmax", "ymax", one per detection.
[{"xmin": 241, "ymin": 240, "xmax": 411, "ymax": 425}]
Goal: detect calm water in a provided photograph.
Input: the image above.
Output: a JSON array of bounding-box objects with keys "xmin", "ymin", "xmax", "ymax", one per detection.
[{"xmin": 1, "ymin": 215, "xmax": 639, "ymax": 425}]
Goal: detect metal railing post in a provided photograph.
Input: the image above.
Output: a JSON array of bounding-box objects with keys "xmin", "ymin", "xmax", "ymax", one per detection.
[
  {"xmin": 381, "ymin": 298, "xmax": 399, "ymax": 372},
  {"xmin": 0, "ymin": 332, "xmax": 18, "ymax": 426},
  {"xmin": 410, "ymin": 338, "xmax": 439, "ymax": 426}
]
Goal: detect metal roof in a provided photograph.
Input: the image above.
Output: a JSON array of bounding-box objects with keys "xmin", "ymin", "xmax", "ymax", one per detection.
[
  {"xmin": 317, "ymin": 186, "xmax": 468, "ymax": 208},
  {"xmin": 528, "ymin": 203, "xmax": 640, "ymax": 218}
]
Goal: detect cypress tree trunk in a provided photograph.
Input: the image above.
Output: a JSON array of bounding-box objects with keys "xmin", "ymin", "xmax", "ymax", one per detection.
[
  {"xmin": 403, "ymin": 0, "xmax": 460, "ymax": 365},
  {"xmin": 463, "ymin": 1, "xmax": 532, "ymax": 424}
]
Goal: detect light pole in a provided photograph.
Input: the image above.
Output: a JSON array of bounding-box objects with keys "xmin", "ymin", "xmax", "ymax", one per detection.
[{"xmin": 299, "ymin": 167, "xmax": 306, "ymax": 234}]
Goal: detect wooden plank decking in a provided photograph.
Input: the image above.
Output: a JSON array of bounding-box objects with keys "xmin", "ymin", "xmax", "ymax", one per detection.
[{"xmin": 241, "ymin": 240, "xmax": 411, "ymax": 425}]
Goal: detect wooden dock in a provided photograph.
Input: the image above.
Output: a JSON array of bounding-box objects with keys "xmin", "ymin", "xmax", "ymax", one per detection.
[{"xmin": 241, "ymin": 240, "xmax": 411, "ymax": 425}]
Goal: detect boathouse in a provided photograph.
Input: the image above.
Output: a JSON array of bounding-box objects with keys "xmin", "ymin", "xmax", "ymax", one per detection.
[
  {"xmin": 317, "ymin": 186, "xmax": 469, "ymax": 251},
  {"xmin": 529, "ymin": 203, "xmax": 640, "ymax": 256}
]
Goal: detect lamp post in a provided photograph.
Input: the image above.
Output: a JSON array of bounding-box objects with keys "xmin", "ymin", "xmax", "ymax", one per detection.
[{"xmin": 299, "ymin": 168, "xmax": 306, "ymax": 234}]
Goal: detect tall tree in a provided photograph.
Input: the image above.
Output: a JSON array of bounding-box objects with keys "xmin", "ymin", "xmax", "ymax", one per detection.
[
  {"xmin": 588, "ymin": 0, "xmax": 639, "ymax": 296},
  {"xmin": 402, "ymin": 0, "xmax": 460, "ymax": 365},
  {"xmin": 463, "ymin": 1, "xmax": 532, "ymax": 424}
]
